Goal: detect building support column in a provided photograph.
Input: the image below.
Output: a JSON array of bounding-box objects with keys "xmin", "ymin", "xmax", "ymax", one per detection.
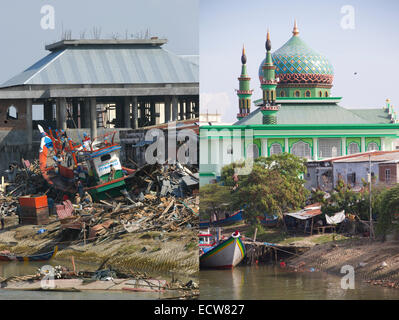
[
  {"xmin": 43, "ymin": 100, "xmax": 53, "ymax": 122},
  {"xmin": 313, "ymin": 138, "xmax": 318, "ymax": 160},
  {"xmin": 90, "ymin": 98, "xmax": 97, "ymax": 139},
  {"xmin": 164, "ymin": 96, "xmax": 171, "ymax": 123},
  {"xmin": 284, "ymin": 138, "xmax": 289, "ymax": 153},
  {"xmin": 361, "ymin": 137, "xmax": 366, "ymax": 152},
  {"xmin": 123, "ymin": 96, "xmax": 131, "ymax": 128},
  {"xmin": 56, "ymin": 97, "xmax": 67, "ymax": 131},
  {"xmin": 72, "ymin": 99, "xmax": 79, "ymax": 128},
  {"xmin": 26, "ymin": 99, "xmax": 32, "ymax": 151},
  {"xmin": 172, "ymin": 96, "xmax": 178, "ymax": 121},
  {"xmin": 341, "ymin": 137, "xmax": 346, "ymax": 156},
  {"xmin": 261, "ymin": 138, "xmax": 268, "ymax": 157},
  {"xmin": 149, "ymin": 100, "xmax": 156, "ymax": 126},
  {"xmin": 180, "ymin": 99, "xmax": 185, "ymax": 120},
  {"xmin": 80, "ymin": 99, "xmax": 89, "ymax": 128},
  {"xmin": 185, "ymin": 100, "xmax": 191, "ymax": 119},
  {"xmin": 131, "ymin": 96, "xmax": 138, "ymax": 129}
]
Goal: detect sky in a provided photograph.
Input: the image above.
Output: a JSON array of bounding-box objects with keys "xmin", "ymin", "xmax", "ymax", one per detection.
[
  {"xmin": 200, "ymin": 0, "xmax": 399, "ymax": 123},
  {"xmin": 0, "ymin": 0, "xmax": 199, "ymax": 85}
]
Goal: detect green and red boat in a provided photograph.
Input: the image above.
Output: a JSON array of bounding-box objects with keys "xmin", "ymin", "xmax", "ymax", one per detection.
[
  {"xmin": 199, "ymin": 231, "xmax": 246, "ymax": 269},
  {"xmin": 38, "ymin": 125, "xmax": 135, "ymax": 201}
]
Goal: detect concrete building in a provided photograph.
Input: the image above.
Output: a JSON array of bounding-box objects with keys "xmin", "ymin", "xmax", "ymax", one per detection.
[
  {"xmin": 305, "ymin": 150, "xmax": 399, "ymax": 191},
  {"xmin": 0, "ymin": 38, "xmax": 199, "ymax": 170}
]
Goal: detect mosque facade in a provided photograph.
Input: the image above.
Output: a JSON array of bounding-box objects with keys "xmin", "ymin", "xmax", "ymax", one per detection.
[{"xmin": 200, "ymin": 22, "xmax": 399, "ymax": 185}]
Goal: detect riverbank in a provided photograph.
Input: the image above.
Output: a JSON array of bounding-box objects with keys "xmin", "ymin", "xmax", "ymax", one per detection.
[
  {"xmin": 0, "ymin": 216, "xmax": 198, "ymax": 283},
  {"xmin": 287, "ymin": 237, "xmax": 399, "ymax": 289}
]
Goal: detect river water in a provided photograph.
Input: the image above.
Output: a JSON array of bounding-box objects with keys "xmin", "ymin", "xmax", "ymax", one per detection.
[
  {"xmin": 200, "ymin": 265, "xmax": 399, "ymax": 300},
  {"xmin": 0, "ymin": 259, "xmax": 178, "ymax": 300}
]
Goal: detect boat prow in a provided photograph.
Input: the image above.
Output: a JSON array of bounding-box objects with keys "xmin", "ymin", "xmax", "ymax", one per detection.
[{"xmin": 200, "ymin": 231, "xmax": 246, "ymax": 269}]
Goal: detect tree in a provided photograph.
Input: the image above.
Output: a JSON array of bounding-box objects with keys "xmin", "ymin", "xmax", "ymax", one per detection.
[
  {"xmin": 375, "ymin": 184, "xmax": 399, "ymax": 240},
  {"xmin": 221, "ymin": 153, "xmax": 309, "ymax": 224},
  {"xmin": 199, "ymin": 183, "xmax": 232, "ymax": 220},
  {"xmin": 321, "ymin": 179, "xmax": 369, "ymax": 218}
]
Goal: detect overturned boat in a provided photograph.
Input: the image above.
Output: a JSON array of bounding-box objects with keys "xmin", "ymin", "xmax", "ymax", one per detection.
[
  {"xmin": 200, "ymin": 231, "xmax": 245, "ymax": 269},
  {"xmin": 38, "ymin": 125, "xmax": 135, "ymax": 200}
]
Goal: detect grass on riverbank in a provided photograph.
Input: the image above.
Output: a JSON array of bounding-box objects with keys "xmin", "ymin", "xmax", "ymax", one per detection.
[{"xmin": 222, "ymin": 222, "xmax": 351, "ymax": 246}]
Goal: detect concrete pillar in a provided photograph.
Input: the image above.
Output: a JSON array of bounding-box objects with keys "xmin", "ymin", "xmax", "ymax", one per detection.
[
  {"xmin": 26, "ymin": 99, "xmax": 32, "ymax": 151},
  {"xmin": 180, "ymin": 99, "xmax": 185, "ymax": 120},
  {"xmin": 261, "ymin": 138, "xmax": 268, "ymax": 157},
  {"xmin": 186, "ymin": 100, "xmax": 191, "ymax": 119},
  {"xmin": 150, "ymin": 100, "xmax": 156, "ymax": 125},
  {"xmin": 172, "ymin": 96, "xmax": 178, "ymax": 121},
  {"xmin": 90, "ymin": 98, "xmax": 97, "ymax": 139},
  {"xmin": 361, "ymin": 137, "xmax": 366, "ymax": 152},
  {"xmin": 72, "ymin": 99, "xmax": 79, "ymax": 127},
  {"xmin": 131, "ymin": 96, "xmax": 138, "ymax": 129},
  {"xmin": 164, "ymin": 96, "xmax": 171, "ymax": 123},
  {"xmin": 193, "ymin": 97, "xmax": 199, "ymax": 118},
  {"xmin": 139, "ymin": 100, "xmax": 146, "ymax": 127},
  {"xmin": 284, "ymin": 138, "xmax": 289, "ymax": 153},
  {"xmin": 313, "ymin": 138, "xmax": 318, "ymax": 160},
  {"xmin": 56, "ymin": 97, "xmax": 67, "ymax": 131},
  {"xmin": 123, "ymin": 96, "xmax": 131, "ymax": 128},
  {"xmin": 341, "ymin": 137, "xmax": 346, "ymax": 156},
  {"xmin": 81, "ymin": 99, "xmax": 90, "ymax": 128},
  {"xmin": 43, "ymin": 100, "xmax": 53, "ymax": 122}
]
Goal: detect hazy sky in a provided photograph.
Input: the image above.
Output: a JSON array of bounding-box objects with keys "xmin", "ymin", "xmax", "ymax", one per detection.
[
  {"xmin": 200, "ymin": 0, "xmax": 399, "ymax": 123},
  {"xmin": 0, "ymin": 0, "xmax": 199, "ymax": 85}
]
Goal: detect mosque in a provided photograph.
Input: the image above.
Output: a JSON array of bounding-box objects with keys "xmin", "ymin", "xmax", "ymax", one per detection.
[{"xmin": 200, "ymin": 21, "xmax": 399, "ymax": 185}]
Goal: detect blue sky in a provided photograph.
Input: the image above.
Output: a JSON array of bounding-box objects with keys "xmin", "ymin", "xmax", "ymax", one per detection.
[
  {"xmin": 200, "ymin": 0, "xmax": 399, "ymax": 122},
  {"xmin": 0, "ymin": 0, "xmax": 198, "ymax": 119},
  {"xmin": 0, "ymin": 0, "xmax": 199, "ymax": 85}
]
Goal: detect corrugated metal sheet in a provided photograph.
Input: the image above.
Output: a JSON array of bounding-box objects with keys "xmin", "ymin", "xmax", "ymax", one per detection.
[
  {"xmin": 1, "ymin": 46, "xmax": 198, "ymax": 87},
  {"xmin": 235, "ymin": 104, "xmax": 392, "ymax": 125}
]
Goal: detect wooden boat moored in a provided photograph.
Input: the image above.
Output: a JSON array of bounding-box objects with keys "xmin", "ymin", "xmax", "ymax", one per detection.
[
  {"xmin": 0, "ymin": 246, "xmax": 58, "ymax": 262},
  {"xmin": 200, "ymin": 231, "xmax": 245, "ymax": 269}
]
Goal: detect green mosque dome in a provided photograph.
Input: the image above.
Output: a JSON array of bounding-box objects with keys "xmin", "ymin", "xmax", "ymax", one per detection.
[{"xmin": 259, "ymin": 22, "xmax": 334, "ymax": 86}]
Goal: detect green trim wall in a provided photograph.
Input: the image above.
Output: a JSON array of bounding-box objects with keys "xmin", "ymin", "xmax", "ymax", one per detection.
[
  {"xmin": 267, "ymin": 138, "xmax": 285, "ymax": 154},
  {"xmin": 244, "ymin": 138, "xmax": 261, "ymax": 157},
  {"xmin": 346, "ymin": 137, "xmax": 361, "ymax": 154},
  {"xmin": 288, "ymin": 138, "xmax": 313, "ymax": 158},
  {"xmin": 365, "ymin": 137, "xmax": 381, "ymax": 150}
]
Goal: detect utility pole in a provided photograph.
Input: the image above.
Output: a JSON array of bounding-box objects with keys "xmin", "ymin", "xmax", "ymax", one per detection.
[{"xmin": 369, "ymin": 154, "xmax": 373, "ymax": 239}]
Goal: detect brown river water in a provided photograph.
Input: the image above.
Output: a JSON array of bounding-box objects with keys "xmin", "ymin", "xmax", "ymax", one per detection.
[
  {"xmin": 0, "ymin": 259, "xmax": 179, "ymax": 300},
  {"xmin": 200, "ymin": 265, "xmax": 399, "ymax": 300}
]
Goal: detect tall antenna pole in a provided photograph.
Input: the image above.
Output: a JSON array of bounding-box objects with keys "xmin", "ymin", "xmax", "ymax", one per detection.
[{"xmin": 369, "ymin": 154, "xmax": 373, "ymax": 239}]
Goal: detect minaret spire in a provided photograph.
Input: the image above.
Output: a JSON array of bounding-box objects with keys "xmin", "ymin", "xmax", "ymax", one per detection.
[
  {"xmin": 236, "ymin": 45, "xmax": 253, "ymax": 120},
  {"xmin": 260, "ymin": 30, "xmax": 280, "ymax": 124},
  {"xmin": 293, "ymin": 19, "xmax": 299, "ymax": 36}
]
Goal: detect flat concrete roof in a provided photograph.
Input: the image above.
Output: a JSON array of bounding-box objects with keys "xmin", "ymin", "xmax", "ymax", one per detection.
[{"xmin": 45, "ymin": 38, "xmax": 167, "ymax": 51}]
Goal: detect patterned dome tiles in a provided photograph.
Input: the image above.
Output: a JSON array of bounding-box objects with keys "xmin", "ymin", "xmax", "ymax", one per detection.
[{"xmin": 259, "ymin": 35, "xmax": 334, "ymax": 85}]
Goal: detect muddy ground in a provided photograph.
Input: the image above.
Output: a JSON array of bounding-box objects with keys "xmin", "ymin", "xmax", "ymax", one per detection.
[
  {"xmin": 287, "ymin": 237, "xmax": 399, "ymax": 288},
  {"xmin": 0, "ymin": 216, "xmax": 198, "ymax": 283}
]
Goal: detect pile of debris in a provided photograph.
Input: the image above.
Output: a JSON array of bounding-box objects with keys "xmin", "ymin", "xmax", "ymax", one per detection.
[
  {"xmin": 55, "ymin": 162, "xmax": 199, "ymax": 244},
  {"xmin": 0, "ymin": 159, "xmax": 50, "ymax": 219}
]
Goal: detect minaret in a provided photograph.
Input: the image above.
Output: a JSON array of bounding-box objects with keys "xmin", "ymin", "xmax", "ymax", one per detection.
[
  {"xmin": 236, "ymin": 45, "xmax": 253, "ymax": 120},
  {"xmin": 260, "ymin": 30, "xmax": 280, "ymax": 124}
]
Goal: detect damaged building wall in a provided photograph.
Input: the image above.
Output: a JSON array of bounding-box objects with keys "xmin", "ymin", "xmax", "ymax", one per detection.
[
  {"xmin": 305, "ymin": 162, "xmax": 333, "ymax": 191},
  {"xmin": 333, "ymin": 162, "xmax": 380, "ymax": 187}
]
